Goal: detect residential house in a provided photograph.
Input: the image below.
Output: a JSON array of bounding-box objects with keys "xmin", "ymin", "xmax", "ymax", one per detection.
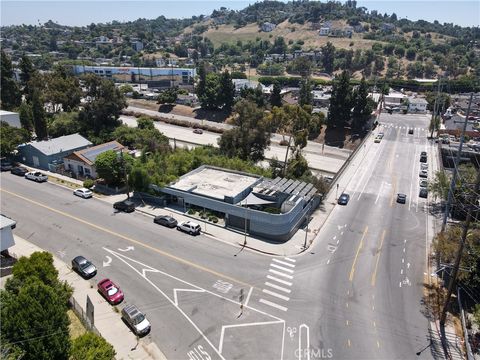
[
  {"xmin": 0, "ymin": 110, "xmax": 21, "ymax": 128},
  {"xmin": 312, "ymin": 90, "xmax": 331, "ymax": 108},
  {"xmin": 319, "ymin": 27, "xmax": 330, "ymax": 36},
  {"xmin": 384, "ymin": 91, "xmax": 407, "ymax": 108},
  {"xmin": 381, "ymin": 23, "xmax": 396, "ymax": 32},
  {"xmin": 63, "ymin": 141, "xmax": 124, "ymax": 179},
  {"xmin": 232, "ymin": 79, "xmax": 264, "ymax": 95},
  {"xmin": 261, "ymin": 22, "xmax": 276, "ymax": 32},
  {"xmin": 17, "ymin": 133, "xmax": 92, "ymax": 171},
  {"xmin": 131, "ymin": 38, "xmax": 143, "ymax": 52},
  {"xmin": 408, "ymin": 97, "xmax": 428, "ymax": 113}
]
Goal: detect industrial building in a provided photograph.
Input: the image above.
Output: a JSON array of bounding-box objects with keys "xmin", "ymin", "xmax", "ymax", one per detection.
[{"xmin": 160, "ymin": 166, "xmax": 320, "ymax": 241}]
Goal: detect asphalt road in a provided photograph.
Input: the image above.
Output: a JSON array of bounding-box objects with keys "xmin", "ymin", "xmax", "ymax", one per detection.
[{"xmin": 0, "ymin": 113, "xmax": 436, "ymax": 360}]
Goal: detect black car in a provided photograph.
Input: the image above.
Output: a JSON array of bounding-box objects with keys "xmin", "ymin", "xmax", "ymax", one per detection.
[
  {"xmin": 337, "ymin": 193, "xmax": 350, "ymax": 205},
  {"xmin": 419, "ymin": 188, "xmax": 428, "ymax": 198},
  {"xmin": 10, "ymin": 166, "xmax": 28, "ymax": 176},
  {"xmin": 408, "ymin": 128, "xmax": 414, "ymax": 135},
  {"xmin": 71, "ymin": 256, "xmax": 97, "ymax": 278},
  {"xmin": 113, "ymin": 199, "xmax": 135, "ymax": 213},
  {"xmin": 420, "ymin": 155, "xmax": 427, "ymax": 163},
  {"xmin": 0, "ymin": 160, "xmax": 13, "ymax": 171},
  {"xmin": 397, "ymin": 193, "xmax": 407, "ymax": 204},
  {"xmin": 154, "ymin": 215, "xmax": 178, "ymax": 228}
]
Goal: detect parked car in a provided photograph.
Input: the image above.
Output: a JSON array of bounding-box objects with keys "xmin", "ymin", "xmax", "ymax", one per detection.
[
  {"xmin": 337, "ymin": 193, "xmax": 350, "ymax": 205},
  {"xmin": 71, "ymin": 256, "xmax": 97, "ymax": 278},
  {"xmin": 73, "ymin": 188, "xmax": 93, "ymax": 199},
  {"xmin": 10, "ymin": 166, "xmax": 28, "ymax": 176},
  {"xmin": 396, "ymin": 193, "xmax": 407, "ymax": 204},
  {"xmin": 113, "ymin": 199, "xmax": 135, "ymax": 213},
  {"xmin": 408, "ymin": 128, "xmax": 414, "ymax": 135},
  {"xmin": 419, "ymin": 170, "xmax": 428, "ymax": 178},
  {"xmin": 154, "ymin": 215, "xmax": 178, "ymax": 228},
  {"xmin": 420, "ymin": 155, "xmax": 427, "ymax": 163},
  {"xmin": 374, "ymin": 136, "xmax": 382, "ymax": 143},
  {"xmin": 420, "ymin": 163, "xmax": 428, "ymax": 171},
  {"xmin": 97, "ymin": 278, "xmax": 124, "ymax": 305},
  {"xmin": 377, "ymin": 132, "xmax": 384, "ymax": 139},
  {"xmin": 193, "ymin": 128, "xmax": 203, "ymax": 134},
  {"xmin": 420, "ymin": 179, "xmax": 428, "ymax": 188},
  {"xmin": 121, "ymin": 304, "xmax": 151, "ymax": 336},
  {"xmin": 420, "ymin": 151, "xmax": 427, "ymax": 157},
  {"xmin": 0, "ymin": 160, "xmax": 13, "ymax": 171},
  {"xmin": 177, "ymin": 221, "xmax": 201, "ymax": 235},
  {"xmin": 25, "ymin": 171, "xmax": 48, "ymax": 182},
  {"xmin": 419, "ymin": 188, "xmax": 428, "ymax": 198}
]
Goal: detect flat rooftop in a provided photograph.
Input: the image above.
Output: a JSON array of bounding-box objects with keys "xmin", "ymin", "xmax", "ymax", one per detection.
[{"xmin": 170, "ymin": 167, "xmax": 260, "ymax": 200}]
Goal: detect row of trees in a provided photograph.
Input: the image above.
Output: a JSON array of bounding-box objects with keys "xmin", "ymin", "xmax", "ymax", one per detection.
[{"xmin": 0, "ymin": 252, "xmax": 115, "ymax": 359}]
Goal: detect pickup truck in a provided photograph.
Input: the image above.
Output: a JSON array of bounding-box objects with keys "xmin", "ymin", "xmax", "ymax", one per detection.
[{"xmin": 25, "ymin": 171, "xmax": 48, "ymax": 182}]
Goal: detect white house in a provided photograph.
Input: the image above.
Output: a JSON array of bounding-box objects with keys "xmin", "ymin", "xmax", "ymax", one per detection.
[
  {"xmin": 0, "ymin": 110, "xmax": 21, "ymax": 128},
  {"xmin": 384, "ymin": 91, "xmax": 406, "ymax": 107},
  {"xmin": 408, "ymin": 97, "xmax": 428, "ymax": 113},
  {"xmin": 261, "ymin": 22, "xmax": 276, "ymax": 32},
  {"xmin": 319, "ymin": 27, "xmax": 330, "ymax": 36}
]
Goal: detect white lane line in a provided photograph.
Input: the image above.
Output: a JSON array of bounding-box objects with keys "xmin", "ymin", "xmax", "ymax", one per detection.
[
  {"xmin": 375, "ymin": 181, "xmax": 384, "ymax": 204},
  {"xmin": 270, "ymin": 263, "xmax": 294, "ymax": 273},
  {"xmin": 283, "ymin": 257, "xmax": 296, "ymax": 263},
  {"xmin": 265, "ymin": 282, "xmax": 292, "ymax": 293},
  {"xmin": 259, "ymin": 298, "xmax": 288, "ymax": 311},
  {"xmin": 269, "ymin": 269, "xmax": 294, "ymax": 279},
  {"xmin": 263, "ymin": 289, "xmax": 290, "ymax": 301},
  {"xmin": 409, "ymin": 145, "xmax": 417, "ymax": 211},
  {"xmin": 244, "ymin": 286, "xmax": 253, "ymax": 307},
  {"xmin": 266, "ymin": 275, "xmax": 293, "ymax": 286},
  {"xmin": 340, "ymin": 231, "xmax": 344, "ymax": 235},
  {"xmin": 272, "ymin": 258, "xmax": 295, "ymax": 268}
]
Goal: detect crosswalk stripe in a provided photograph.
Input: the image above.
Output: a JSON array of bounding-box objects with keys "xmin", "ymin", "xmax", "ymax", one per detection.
[
  {"xmin": 270, "ymin": 263, "xmax": 294, "ymax": 273},
  {"xmin": 259, "ymin": 298, "xmax": 288, "ymax": 311},
  {"xmin": 272, "ymin": 259, "xmax": 295, "ymax": 268},
  {"xmin": 266, "ymin": 275, "xmax": 293, "ymax": 286},
  {"xmin": 265, "ymin": 282, "xmax": 292, "ymax": 293},
  {"xmin": 263, "ymin": 289, "xmax": 290, "ymax": 301},
  {"xmin": 269, "ymin": 269, "xmax": 293, "ymax": 279},
  {"xmin": 283, "ymin": 257, "xmax": 296, "ymax": 263}
]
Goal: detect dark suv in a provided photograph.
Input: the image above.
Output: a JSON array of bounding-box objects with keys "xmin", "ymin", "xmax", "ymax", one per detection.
[
  {"xmin": 113, "ymin": 199, "xmax": 135, "ymax": 213},
  {"xmin": 11, "ymin": 166, "xmax": 28, "ymax": 176}
]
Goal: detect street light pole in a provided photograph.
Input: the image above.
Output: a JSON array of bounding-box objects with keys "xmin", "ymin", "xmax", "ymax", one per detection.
[{"xmin": 243, "ymin": 198, "xmax": 248, "ymax": 247}]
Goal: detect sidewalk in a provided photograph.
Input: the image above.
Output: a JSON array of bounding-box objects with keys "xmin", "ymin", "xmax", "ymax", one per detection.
[{"xmin": 5, "ymin": 235, "xmax": 167, "ymax": 360}]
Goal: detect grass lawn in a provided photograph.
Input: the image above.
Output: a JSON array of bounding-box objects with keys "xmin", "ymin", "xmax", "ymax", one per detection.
[{"xmin": 68, "ymin": 309, "xmax": 87, "ymax": 339}]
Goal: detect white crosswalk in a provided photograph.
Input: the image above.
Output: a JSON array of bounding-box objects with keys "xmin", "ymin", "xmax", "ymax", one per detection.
[{"xmin": 259, "ymin": 257, "xmax": 296, "ymax": 312}]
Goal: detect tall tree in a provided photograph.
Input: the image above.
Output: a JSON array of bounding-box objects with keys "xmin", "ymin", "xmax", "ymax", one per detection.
[
  {"xmin": 322, "ymin": 42, "xmax": 335, "ymax": 74},
  {"xmin": 0, "ymin": 122, "xmax": 30, "ymax": 157},
  {"xmin": 327, "ymin": 71, "xmax": 352, "ymax": 129},
  {"xmin": 44, "ymin": 65, "xmax": 82, "ymax": 112},
  {"xmin": 299, "ymin": 78, "xmax": 313, "ymax": 106},
  {"xmin": 94, "ymin": 150, "xmax": 133, "ymax": 186},
  {"xmin": 270, "ymin": 81, "xmax": 282, "ymax": 108},
  {"xmin": 351, "ymin": 78, "xmax": 372, "ymax": 134},
  {"xmin": 218, "ymin": 70, "xmax": 235, "ymax": 111},
  {"xmin": 18, "ymin": 101, "xmax": 34, "ymax": 132},
  {"xmin": 31, "ymin": 89, "xmax": 48, "ymax": 140},
  {"xmin": 198, "ymin": 73, "xmax": 220, "ymax": 110},
  {"xmin": 0, "ymin": 51, "xmax": 21, "ymax": 110},
  {"xmin": 19, "ymin": 55, "xmax": 37, "ymax": 102},
  {"xmin": 196, "ymin": 62, "xmax": 206, "ymax": 102}
]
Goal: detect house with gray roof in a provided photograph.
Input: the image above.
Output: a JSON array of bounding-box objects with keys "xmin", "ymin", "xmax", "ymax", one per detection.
[{"xmin": 17, "ymin": 133, "xmax": 92, "ymax": 171}]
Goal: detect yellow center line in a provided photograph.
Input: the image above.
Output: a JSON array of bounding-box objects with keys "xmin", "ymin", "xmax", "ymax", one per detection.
[
  {"xmin": 349, "ymin": 225, "xmax": 368, "ymax": 282},
  {"xmin": 1, "ymin": 188, "xmax": 252, "ymax": 288},
  {"xmin": 371, "ymin": 229, "xmax": 387, "ymax": 287}
]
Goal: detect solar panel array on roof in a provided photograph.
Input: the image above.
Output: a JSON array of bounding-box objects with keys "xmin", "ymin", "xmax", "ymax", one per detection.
[
  {"xmin": 83, "ymin": 143, "xmax": 120, "ymax": 163},
  {"xmin": 299, "ymin": 183, "xmax": 314, "ymax": 196},
  {"xmin": 305, "ymin": 188, "xmax": 318, "ymax": 202},
  {"xmin": 285, "ymin": 180, "xmax": 300, "ymax": 193},
  {"xmin": 279, "ymin": 179, "xmax": 294, "ymax": 192}
]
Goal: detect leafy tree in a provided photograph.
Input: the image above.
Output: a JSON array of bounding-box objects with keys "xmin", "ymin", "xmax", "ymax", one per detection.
[
  {"xmin": 118, "ymin": 84, "xmax": 134, "ymax": 94},
  {"xmin": 0, "ymin": 50, "xmax": 21, "ymax": 110},
  {"xmin": 286, "ymin": 57, "xmax": 312, "ymax": 77},
  {"xmin": 44, "ymin": 66, "xmax": 82, "ymax": 112},
  {"xmin": 70, "ymin": 332, "xmax": 115, "ymax": 360},
  {"xmin": 19, "ymin": 55, "xmax": 38, "ymax": 101},
  {"xmin": 394, "ymin": 45, "xmax": 405, "ymax": 58},
  {"xmin": 95, "ymin": 150, "xmax": 133, "ymax": 185},
  {"xmin": 48, "ymin": 112, "xmax": 81, "ymax": 138},
  {"xmin": 18, "ymin": 101, "xmax": 34, "ymax": 132},
  {"xmin": 428, "ymin": 170, "xmax": 450, "ymax": 202},
  {"xmin": 129, "ymin": 165, "xmax": 151, "ymax": 192},
  {"xmin": 198, "ymin": 73, "xmax": 220, "ymax": 110},
  {"xmin": 137, "ymin": 116, "xmax": 155, "ymax": 130},
  {"xmin": 156, "ymin": 87, "xmax": 178, "ymax": 105},
  {"xmin": 270, "ymin": 81, "xmax": 282, "ymax": 108},
  {"xmin": 0, "ymin": 122, "xmax": 30, "ymax": 157},
  {"xmin": 218, "ymin": 70, "xmax": 235, "ymax": 111},
  {"xmin": 31, "ymin": 89, "xmax": 48, "ymax": 140},
  {"xmin": 327, "ymin": 71, "xmax": 352, "ymax": 129},
  {"xmin": 298, "ymin": 78, "xmax": 312, "ymax": 106},
  {"xmin": 286, "ymin": 150, "xmax": 310, "ymax": 179},
  {"xmin": 429, "ymin": 115, "xmax": 441, "ymax": 138},
  {"xmin": 351, "ymin": 78, "xmax": 372, "ymax": 134},
  {"xmin": 1, "ymin": 280, "xmax": 71, "ymax": 360},
  {"xmin": 240, "ymin": 85, "xmax": 266, "ymax": 108},
  {"xmin": 322, "ymin": 42, "xmax": 335, "ymax": 74},
  {"xmin": 196, "ymin": 62, "xmax": 206, "ymax": 101},
  {"xmin": 218, "ymin": 99, "xmax": 270, "ymax": 162},
  {"xmin": 406, "ymin": 48, "xmax": 417, "ymax": 61}
]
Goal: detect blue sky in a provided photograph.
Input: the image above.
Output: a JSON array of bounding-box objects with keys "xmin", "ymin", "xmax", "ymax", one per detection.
[{"xmin": 1, "ymin": 1, "xmax": 478, "ymax": 27}]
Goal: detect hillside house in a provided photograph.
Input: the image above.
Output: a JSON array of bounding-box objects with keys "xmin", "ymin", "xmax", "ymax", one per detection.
[{"xmin": 261, "ymin": 22, "xmax": 276, "ymax": 32}]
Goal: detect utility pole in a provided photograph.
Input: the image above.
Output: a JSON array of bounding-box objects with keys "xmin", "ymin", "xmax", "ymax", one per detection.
[
  {"xmin": 429, "ymin": 76, "xmax": 442, "ymax": 139},
  {"xmin": 442, "ymin": 93, "xmax": 474, "ymax": 231},
  {"xmin": 283, "ymin": 134, "xmax": 293, "ymax": 176},
  {"xmin": 440, "ymin": 167, "xmax": 480, "ymax": 326}
]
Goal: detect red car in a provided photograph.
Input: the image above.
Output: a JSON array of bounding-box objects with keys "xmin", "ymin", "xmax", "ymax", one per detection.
[{"xmin": 97, "ymin": 278, "xmax": 124, "ymax": 305}]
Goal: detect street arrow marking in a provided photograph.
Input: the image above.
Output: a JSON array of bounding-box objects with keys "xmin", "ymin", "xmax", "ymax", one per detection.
[
  {"xmin": 118, "ymin": 246, "xmax": 134, "ymax": 252},
  {"xmin": 103, "ymin": 256, "xmax": 112, "ymax": 267}
]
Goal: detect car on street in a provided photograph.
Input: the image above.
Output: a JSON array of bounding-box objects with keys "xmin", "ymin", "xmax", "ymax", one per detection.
[
  {"xmin": 71, "ymin": 256, "xmax": 97, "ymax": 278},
  {"xmin": 419, "ymin": 170, "xmax": 428, "ymax": 178},
  {"xmin": 10, "ymin": 166, "xmax": 28, "ymax": 176},
  {"xmin": 420, "ymin": 155, "xmax": 427, "ymax": 163},
  {"xmin": 420, "ymin": 179, "xmax": 428, "ymax": 188},
  {"xmin": 154, "ymin": 215, "xmax": 178, "ymax": 228},
  {"xmin": 193, "ymin": 128, "xmax": 203, "ymax": 134},
  {"xmin": 177, "ymin": 221, "xmax": 201, "ymax": 235},
  {"xmin": 97, "ymin": 278, "xmax": 124, "ymax": 305},
  {"xmin": 73, "ymin": 188, "xmax": 93, "ymax": 199},
  {"xmin": 408, "ymin": 128, "xmax": 414, "ymax": 135},
  {"xmin": 419, "ymin": 188, "xmax": 428, "ymax": 198},
  {"xmin": 113, "ymin": 199, "xmax": 135, "ymax": 213},
  {"xmin": 374, "ymin": 136, "xmax": 382, "ymax": 143},
  {"xmin": 337, "ymin": 193, "xmax": 350, "ymax": 205},
  {"xmin": 1, "ymin": 160, "xmax": 13, "ymax": 171},
  {"xmin": 378, "ymin": 132, "xmax": 384, "ymax": 138},
  {"xmin": 420, "ymin": 163, "xmax": 428, "ymax": 171},
  {"xmin": 121, "ymin": 304, "xmax": 151, "ymax": 336},
  {"xmin": 397, "ymin": 193, "xmax": 407, "ymax": 204},
  {"xmin": 25, "ymin": 171, "xmax": 48, "ymax": 182},
  {"xmin": 420, "ymin": 151, "xmax": 427, "ymax": 157}
]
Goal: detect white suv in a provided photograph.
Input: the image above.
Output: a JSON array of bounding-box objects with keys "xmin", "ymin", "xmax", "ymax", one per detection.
[{"xmin": 177, "ymin": 221, "xmax": 201, "ymax": 235}]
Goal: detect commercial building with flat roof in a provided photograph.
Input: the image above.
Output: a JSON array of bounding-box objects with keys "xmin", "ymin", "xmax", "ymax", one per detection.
[{"xmin": 160, "ymin": 165, "xmax": 320, "ymax": 241}]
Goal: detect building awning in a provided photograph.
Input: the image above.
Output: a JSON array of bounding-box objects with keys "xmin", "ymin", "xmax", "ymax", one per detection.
[{"xmin": 237, "ymin": 193, "xmax": 275, "ymax": 206}]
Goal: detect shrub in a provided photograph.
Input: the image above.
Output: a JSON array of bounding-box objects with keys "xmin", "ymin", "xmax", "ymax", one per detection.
[
  {"xmin": 211, "ymin": 217, "xmax": 219, "ymax": 223},
  {"xmin": 83, "ymin": 179, "xmax": 94, "ymax": 189},
  {"xmin": 279, "ymin": 139, "xmax": 289, "ymax": 146},
  {"xmin": 188, "ymin": 209, "xmax": 196, "ymax": 215}
]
